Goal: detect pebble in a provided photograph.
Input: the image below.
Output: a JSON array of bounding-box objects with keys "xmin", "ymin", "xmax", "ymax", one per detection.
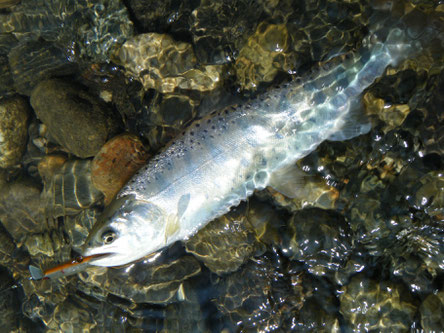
[
  {"xmin": 30, "ymin": 79, "xmax": 121, "ymax": 158},
  {"xmin": 91, "ymin": 133, "xmax": 149, "ymax": 205},
  {"xmin": 0, "ymin": 96, "xmax": 30, "ymax": 168}
]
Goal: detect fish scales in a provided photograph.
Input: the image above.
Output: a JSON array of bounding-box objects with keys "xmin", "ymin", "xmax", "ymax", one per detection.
[{"xmin": 82, "ymin": 10, "xmax": 443, "ymax": 266}]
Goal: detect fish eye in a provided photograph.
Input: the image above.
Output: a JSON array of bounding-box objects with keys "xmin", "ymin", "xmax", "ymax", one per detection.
[{"xmin": 101, "ymin": 230, "xmax": 116, "ymax": 244}]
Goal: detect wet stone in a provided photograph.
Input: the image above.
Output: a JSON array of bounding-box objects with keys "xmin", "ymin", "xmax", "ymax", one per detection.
[
  {"xmin": 163, "ymin": 287, "xmax": 206, "ymax": 332},
  {"xmin": 78, "ymin": 255, "xmax": 201, "ymax": 305},
  {"xmin": 8, "ymin": 40, "xmax": 77, "ymax": 95},
  {"xmin": 63, "ymin": 209, "xmax": 99, "ymax": 253},
  {"xmin": 39, "ymin": 158, "xmax": 103, "ymax": 218},
  {"xmin": 116, "ymin": 33, "xmax": 224, "ymax": 94},
  {"xmin": 125, "ymin": 0, "xmax": 196, "ymax": 36},
  {"xmin": 0, "ymin": 0, "xmax": 133, "ymax": 63},
  {"xmin": 91, "ymin": 133, "xmax": 149, "ymax": 205},
  {"xmin": 0, "ymin": 96, "xmax": 30, "ymax": 168},
  {"xmin": 0, "ymin": 0, "xmax": 20, "ymax": 9},
  {"xmin": 0, "ymin": 267, "xmax": 21, "ymax": 331},
  {"xmin": 420, "ymin": 290, "xmax": 444, "ymax": 331},
  {"xmin": 190, "ymin": 0, "xmax": 264, "ymax": 64},
  {"xmin": 185, "ymin": 202, "xmax": 263, "ymax": 275},
  {"xmin": 0, "ymin": 54, "xmax": 13, "ymax": 95},
  {"xmin": 0, "ymin": 224, "xmax": 16, "ymax": 267},
  {"xmin": 235, "ymin": 22, "xmax": 295, "ymax": 91},
  {"xmin": 214, "ymin": 252, "xmax": 305, "ymax": 331},
  {"xmin": 30, "ymin": 79, "xmax": 121, "ymax": 158},
  {"xmin": 340, "ymin": 273, "xmax": 417, "ymax": 332},
  {"xmin": 280, "ymin": 208, "xmax": 353, "ymax": 277},
  {"xmin": 0, "ymin": 176, "xmax": 45, "ymax": 244}
]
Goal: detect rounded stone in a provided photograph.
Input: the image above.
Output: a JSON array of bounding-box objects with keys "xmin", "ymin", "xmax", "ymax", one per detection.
[
  {"xmin": 0, "ymin": 96, "xmax": 30, "ymax": 168},
  {"xmin": 340, "ymin": 273, "xmax": 417, "ymax": 332},
  {"xmin": 91, "ymin": 133, "xmax": 149, "ymax": 205},
  {"xmin": 30, "ymin": 79, "xmax": 120, "ymax": 158}
]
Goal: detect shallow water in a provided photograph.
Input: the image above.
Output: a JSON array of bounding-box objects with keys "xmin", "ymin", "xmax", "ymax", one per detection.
[{"xmin": 0, "ymin": 0, "xmax": 443, "ymax": 332}]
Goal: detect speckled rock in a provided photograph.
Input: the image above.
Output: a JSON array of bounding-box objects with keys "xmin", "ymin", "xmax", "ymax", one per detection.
[
  {"xmin": 39, "ymin": 158, "xmax": 103, "ymax": 218},
  {"xmin": 91, "ymin": 133, "xmax": 149, "ymax": 205},
  {"xmin": 0, "ymin": 96, "xmax": 29, "ymax": 168},
  {"xmin": 185, "ymin": 202, "xmax": 264, "ymax": 275},
  {"xmin": 30, "ymin": 79, "xmax": 120, "ymax": 158},
  {"xmin": 0, "ymin": 177, "xmax": 45, "ymax": 244},
  {"xmin": 115, "ymin": 33, "xmax": 224, "ymax": 94},
  {"xmin": 340, "ymin": 273, "xmax": 417, "ymax": 332}
]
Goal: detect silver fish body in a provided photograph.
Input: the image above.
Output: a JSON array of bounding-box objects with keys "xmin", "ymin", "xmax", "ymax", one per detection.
[{"xmin": 83, "ymin": 17, "xmax": 440, "ymax": 267}]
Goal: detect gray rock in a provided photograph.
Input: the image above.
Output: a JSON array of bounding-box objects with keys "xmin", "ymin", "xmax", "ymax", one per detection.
[
  {"xmin": 0, "ymin": 176, "xmax": 45, "ymax": 244},
  {"xmin": 30, "ymin": 79, "xmax": 120, "ymax": 158},
  {"xmin": 0, "ymin": 96, "xmax": 30, "ymax": 168}
]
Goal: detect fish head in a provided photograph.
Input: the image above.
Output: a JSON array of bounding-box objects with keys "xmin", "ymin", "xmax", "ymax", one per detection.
[{"xmin": 82, "ymin": 194, "xmax": 166, "ymax": 267}]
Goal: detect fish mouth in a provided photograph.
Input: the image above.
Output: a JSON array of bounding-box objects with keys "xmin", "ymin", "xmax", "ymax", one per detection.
[
  {"xmin": 82, "ymin": 247, "xmax": 117, "ymax": 266},
  {"xmin": 82, "ymin": 252, "xmax": 113, "ymax": 263}
]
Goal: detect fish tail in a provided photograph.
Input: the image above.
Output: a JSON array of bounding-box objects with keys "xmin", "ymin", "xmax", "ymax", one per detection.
[{"xmin": 369, "ymin": 2, "xmax": 443, "ymax": 67}]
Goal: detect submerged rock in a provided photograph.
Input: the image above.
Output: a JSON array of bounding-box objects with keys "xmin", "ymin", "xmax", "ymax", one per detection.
[
  {"xmin": 420, "ymin": 289, "xmax": 444, "ymax": 331},
  {"xmin": 185, "ymin": 202, "xmax": 263, "ymax": 275},
  {"xmin": 0, "ymin": 96, "xmax": 29, "ymax": 168},
  {"xmin": 91, "ymin": 133, "xmax": 149, "ymax": 205},
  {"xmin": 214, "ymin": 252, "xmax": 306, "ymax": 331},
  {"xmin": 116, "ymin": 33, "xmax": 224, "ymax": 94},
  {"xmin": 340, "ymin": 273, "xmax": 417, "ymax": 332},
  {"xmin": 78, "ymin": 254, "xmax": 201, "ymax": 305},
  {"xmin": 281, "ymin": 208, "xmax": 353, "ymax": 277},
  {"xmin": 8, "ymin": 40, "xmax": 77, "ymax": 96},
  {"xmin": 235, "ymin": 22, "xmax": 294, "ymax": 91},
  {"xmin": 39, "ymin": 158, "xmax": 103, "ymax": 218},
  {"xmin": 30, "ymin": 79, "xmax": 121, "ymax": 158},
  {"xmin": 0, "ymin": 0, "xmax": 133, "ymax": 63},
  {"xmin": 0, "ymin": 176, "xmax": 45, "ymax": 244}
]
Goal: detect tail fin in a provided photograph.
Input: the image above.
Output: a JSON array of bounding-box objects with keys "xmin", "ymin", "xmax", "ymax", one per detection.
[{"xmin": 368, "ymin": 2, "xmax": 443, "ymax": 66}]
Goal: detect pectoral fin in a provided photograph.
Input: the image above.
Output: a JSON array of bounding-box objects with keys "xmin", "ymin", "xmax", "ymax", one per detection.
[
  {"xmin": 268, "ymin": 164, "xmax": 310, "ymax": 198},
  {"xmin": 328, "ymin": 100, "xmax": 371, "ymax": 141},
  {"xmin": 164, "ymin": 214, "xmax": 180, "ymax": 244},
  {"xmin": 177, "ymin": 193, "xmax": 190, "ymax": 218}
]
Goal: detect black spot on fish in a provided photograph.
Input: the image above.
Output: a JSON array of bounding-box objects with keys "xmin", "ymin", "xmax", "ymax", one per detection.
[{"xmin": 190, "ymin": 131, "xmax": 194, "ymax": 136}]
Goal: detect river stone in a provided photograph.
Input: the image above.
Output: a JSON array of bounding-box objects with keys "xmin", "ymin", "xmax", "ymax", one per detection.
[
  {"xmin": 0, "ymin": 96, "xmax": 30, "ymax": 168},
  {"xmin": 30, "ymin": 79, "xmax": 120, "ymax": 158}
]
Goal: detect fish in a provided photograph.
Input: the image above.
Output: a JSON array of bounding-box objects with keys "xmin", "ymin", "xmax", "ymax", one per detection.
[
  {"xmin": 82, "ymin": 7, "xmax": 443, "ymax": 267},
  {"xmin": 29, "ymin": 253, "xmax": 108, "ymax": 280}
]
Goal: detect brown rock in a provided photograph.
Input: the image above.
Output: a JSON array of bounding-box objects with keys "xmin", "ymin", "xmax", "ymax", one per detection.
[{"xmin": 91, "ymin": 133, "xmax": 149, "ymax": 205}]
